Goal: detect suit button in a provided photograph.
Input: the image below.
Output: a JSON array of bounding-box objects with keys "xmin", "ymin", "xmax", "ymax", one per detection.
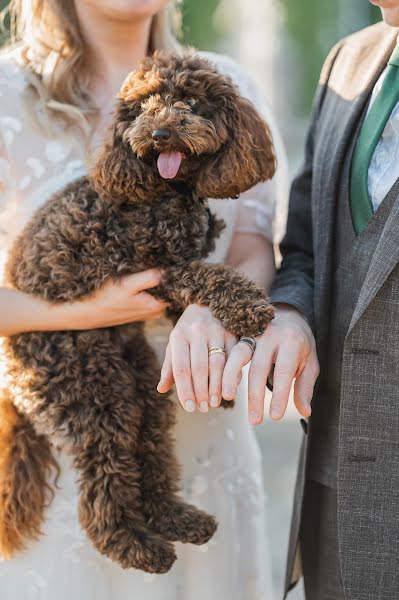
[{"xmin": 351, "ymin": 348, "xmax": 380, "ymax": 356}]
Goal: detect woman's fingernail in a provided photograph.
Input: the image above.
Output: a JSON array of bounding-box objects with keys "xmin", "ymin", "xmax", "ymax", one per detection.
[
  {"xmin": 223, "ymin": 385, "xmax": 234, "ymax": 398},
  {"xmin": 185, "ymin": 400, "xmax": 196, "ymax": 413},
  {"xmin": 199, "ymin": 401, "xmax": 209, "ymax": 413},
  {"xmin": 210, "ymin": 395, "xmax": 219, "ymax": 408},
  {"xmin": 249, "ymin": 410, "xmax": 259, "ymax": 423},
  {"xmin": 270, "ymin": 406, "xmax": 281, "ymax": 419}
]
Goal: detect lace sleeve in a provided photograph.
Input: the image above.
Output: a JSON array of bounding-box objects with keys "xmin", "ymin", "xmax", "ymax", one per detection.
[
  {"xmin": 0, "ymin": 94, "xmax": 14, "ymax": 212},
  {"xmin": 0, "ymin": 136, "xmax": 10, "ymax": 206},
  {"xmin": 203, "ymin": 53, "xmax": 289, "ymax": 244}
]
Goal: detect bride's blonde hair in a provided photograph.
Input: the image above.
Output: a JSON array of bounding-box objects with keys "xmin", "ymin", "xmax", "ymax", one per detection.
[{"xmin": 2, "ymin": 0, "xmax": 182, "ymax": 135}]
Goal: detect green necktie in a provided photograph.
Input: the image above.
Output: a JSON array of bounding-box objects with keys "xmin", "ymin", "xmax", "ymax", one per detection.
[{"xmin": 350, "ymin": 44, "xmax": 399, "ymax": 235}]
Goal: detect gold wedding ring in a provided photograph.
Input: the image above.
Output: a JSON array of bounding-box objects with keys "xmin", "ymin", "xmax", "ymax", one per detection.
[{"xmin": 208, "ymin": 346, "xmax": 226, "ymax": 357}]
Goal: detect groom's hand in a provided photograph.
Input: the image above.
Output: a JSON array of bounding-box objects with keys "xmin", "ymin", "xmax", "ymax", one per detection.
[{"xmin": 222, "ymin": 304, "xmax": 319, "ymax": 424}]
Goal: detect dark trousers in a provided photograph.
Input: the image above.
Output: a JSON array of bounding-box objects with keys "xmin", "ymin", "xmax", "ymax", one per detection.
[{"xmin": 299, "ymin": 480, "xmax": 345, "ymax": 600}]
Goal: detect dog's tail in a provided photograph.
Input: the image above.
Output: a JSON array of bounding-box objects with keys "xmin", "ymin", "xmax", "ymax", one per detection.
[{"xmin": 0, "ymin": 390, "xmax": 59, "ymax": 558}]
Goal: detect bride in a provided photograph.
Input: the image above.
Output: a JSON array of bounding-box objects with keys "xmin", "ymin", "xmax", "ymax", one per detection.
[{"xmin": 0, "ymin": 1, "xmax": 287, "ymax": 598}]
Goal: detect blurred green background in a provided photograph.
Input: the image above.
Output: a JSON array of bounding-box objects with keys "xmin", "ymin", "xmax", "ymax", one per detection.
[
  {"xmin": 180, "ymin": 0, "xmax": 380, "ymax": 115},
  {"xmin": 0, "ymin": 0, "xmax": 381, "ymax": 116}
]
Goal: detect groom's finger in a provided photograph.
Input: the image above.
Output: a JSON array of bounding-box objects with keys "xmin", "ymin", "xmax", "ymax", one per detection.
[
  {"xmin": 269, "ymin": 345, "xmax": 300, "ymax": 420},
  {"xmin": 248, "ymin": 337, "xmax": 274, "ymax": 425},
  {"xmin": 293, "ymin": 360, "xmax": 317, "ymax": 417}
]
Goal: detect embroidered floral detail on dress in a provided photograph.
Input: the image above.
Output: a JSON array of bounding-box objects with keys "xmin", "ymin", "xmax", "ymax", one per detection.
[
  {"xmin": 24, "ymin": 571, "xmax": 47, "ymax": 600},
  {"xmin": 0, "ymin": 157, "xmax": 10, "ymax": 198},
  {"xmin": 0, "ymin": 116, "xmax": 22, "ymax": 146},
  {"xmin": 45, "ymin": 140, "xmax": 71, "ymax": 163}
]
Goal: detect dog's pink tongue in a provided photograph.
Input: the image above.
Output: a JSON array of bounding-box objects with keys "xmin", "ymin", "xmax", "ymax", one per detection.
[{"xmin": 157, "ymin": 152, "xmax": 182, "ymax": 179}]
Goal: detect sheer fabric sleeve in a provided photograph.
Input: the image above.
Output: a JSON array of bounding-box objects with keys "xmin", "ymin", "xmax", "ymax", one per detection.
[
  {"xmin": 233, "ymin": 65, "xmax": 289, "ymax": 244},
  {"xmin": 0, "ymin": 129, "xmax": 11, "ymax": 281},
  {"xmin": 0, "ymin": 117, "xmax": 11, "ymax": 205}
]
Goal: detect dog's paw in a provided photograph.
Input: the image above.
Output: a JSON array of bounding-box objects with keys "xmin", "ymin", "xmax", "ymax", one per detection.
[
  {"xmin": 223, "ymin": 299, "xmax": 275, "ymax": 338},
  {"xmin": 90, "ymin": 525, "xmax": 177, "ymax": 573},
  {"xmin": 246, "ymin": 300, "xmax": 275, "ymax": 337},
  {"xmin": 147, "ymin": 500, "xmax": 218, "ymax": 545}
]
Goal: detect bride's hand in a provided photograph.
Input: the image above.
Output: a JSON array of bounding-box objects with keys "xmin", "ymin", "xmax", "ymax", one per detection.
[
  {"xmin": 0, "ymin": 269, "xmax": 166, "ymax": 337},
  {"xmin": 157, "ymin": 304, "xmax": 237, "ymax": 413},
  {"xmin": 63, "ymin": 269, "xmax": 166, "ymax": 329}
]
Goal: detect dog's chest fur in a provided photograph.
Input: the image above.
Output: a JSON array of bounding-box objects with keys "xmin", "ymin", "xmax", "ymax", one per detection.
[
  {"xmin": 121, "ymin": 190, "xmax": 215, "ymax": 267},
  {"xmin": 6, "ymin": 177, "xmax": 224, "ymax": 302}
]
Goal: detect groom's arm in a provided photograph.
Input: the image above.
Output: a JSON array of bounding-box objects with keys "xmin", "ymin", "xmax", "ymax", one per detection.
[
  {"xmin": 269, "ymin": 100, "xmax": 318, "ymax": 330},
  {"xmin": 271, "ymin": 39, "xmax": 343, "ymax": 327},
  {"xmin": 269, "ymin": 48, "xmax": 339, "ymax": 329}
]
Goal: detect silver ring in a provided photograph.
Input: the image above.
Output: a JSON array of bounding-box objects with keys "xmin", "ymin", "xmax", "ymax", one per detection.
[{"xmin": 238, "ymin": 336, "xmax": 256, "ymax": 356}]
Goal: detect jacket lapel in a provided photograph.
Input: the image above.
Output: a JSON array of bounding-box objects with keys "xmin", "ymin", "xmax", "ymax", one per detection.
[
  {"xmin": 349, "ymin": 186, "xmax": 399, "ymax": 331},
  {"xmin": 313, "ymin": 27, "xmax": 398, "ymax": 352}
]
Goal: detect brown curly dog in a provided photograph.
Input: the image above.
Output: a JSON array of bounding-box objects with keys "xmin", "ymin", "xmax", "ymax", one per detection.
[{"xmin": 0, "ymin": 51, "xmax": 276, "ymax": 573}]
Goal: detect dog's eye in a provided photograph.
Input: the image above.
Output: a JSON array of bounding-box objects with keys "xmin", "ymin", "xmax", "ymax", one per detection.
[{"xmin": 185, "ymin": 97, "xmax": 198, "ymax": 109}]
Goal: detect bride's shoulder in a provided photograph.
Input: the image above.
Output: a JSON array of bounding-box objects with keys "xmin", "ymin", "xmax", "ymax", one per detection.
[
  {"xmin": 198, "ymin": 51, "xmax": 243, "ymax": 75},
  {"xmin": 0, "ymin": 47, "xmax": 31, "ymax": 159},
  {"xmin": 0, "ymin": 45, "xmax": 28, "ymax": 86},
  {"xmin": 197, "ymin": 51, "xmax": 259, "ymax": 101},
  {"xmin": 0, "ymin": 46, "xmax": 29, "ymax": 112}
]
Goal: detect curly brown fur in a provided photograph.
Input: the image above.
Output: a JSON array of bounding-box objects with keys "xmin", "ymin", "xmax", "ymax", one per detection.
[
  {"xmin": 1, "ymin": 50, "xmax": 276, "ymax": 571},
  {"xmin": 0, "ymin": 391, "xmax": 59, "ymax": 558}
]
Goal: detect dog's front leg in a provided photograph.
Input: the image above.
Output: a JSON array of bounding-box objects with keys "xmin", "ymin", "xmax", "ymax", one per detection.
[{"xmin": 156, "ymin": 261, "xmax": 275, "ymax": 338}]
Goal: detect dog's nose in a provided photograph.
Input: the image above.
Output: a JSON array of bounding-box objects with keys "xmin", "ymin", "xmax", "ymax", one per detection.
[{"xmin": 152, "ymin": 129, "xmax": 172, "ymax": 143}]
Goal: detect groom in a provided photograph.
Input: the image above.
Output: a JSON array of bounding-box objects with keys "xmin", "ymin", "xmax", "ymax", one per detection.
[{"xmin": 224, "ymin": 2, "xmax": 399, "ymax": 599}]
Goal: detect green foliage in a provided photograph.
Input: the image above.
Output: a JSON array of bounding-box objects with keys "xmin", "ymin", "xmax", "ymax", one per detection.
[
  {"xmin": 180, "ymin": 0, "xmax": 221, "ymax": 50},
  {"xmin": 0, "ymin": 0, "xmax": 10, "ymax": 46},
  {"xmin": 280, "ymin": 0, "xmax": 339, "ymax": 113},
  {"xmin": 0, "ymin": 0, "xmax": 9, "ymax": 41},
  {"xmin": 279, "ymin": 0, "xmax": 381, "ymax": 114}
]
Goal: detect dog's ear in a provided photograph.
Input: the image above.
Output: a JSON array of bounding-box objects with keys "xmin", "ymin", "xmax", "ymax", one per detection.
[
  {"xmin": 90, "ymin": 102, "xmax": 156, "ymax": 202},
  {"xmin": 195, "ymin": 95, "xmax": 276, "ymax": 199}
]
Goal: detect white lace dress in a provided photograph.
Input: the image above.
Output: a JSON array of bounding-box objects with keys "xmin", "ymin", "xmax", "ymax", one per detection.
[{"xmin": 0, "ymin": 48, "xmax": 287, "ymax": 600}]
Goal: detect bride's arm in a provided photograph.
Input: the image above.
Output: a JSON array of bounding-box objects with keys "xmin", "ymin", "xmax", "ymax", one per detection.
[
  {"xmin": 225, "ymin": 179, "xmax": 277, "ymax": 289},
  {"xmin": 0, "ymin": 270, "xmax": 166, "ymax": 337}
]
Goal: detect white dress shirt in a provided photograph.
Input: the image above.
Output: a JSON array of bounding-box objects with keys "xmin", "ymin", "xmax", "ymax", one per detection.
[{"xmin": 368, "ymin": 66, "xmax": 399, "ymax": 211}]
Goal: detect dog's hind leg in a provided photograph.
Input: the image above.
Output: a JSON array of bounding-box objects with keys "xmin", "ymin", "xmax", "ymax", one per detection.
[
  {"xmin": 61, "ymin": 329, "xmax": 177, "ymax": 573},
  {"xmin": 5, "ymin": 328, "xmax": 176, "ymax": 573},
  {"xmin": 122, "ymin": 329, "xmax": 218, "ymax": 546},
  {"xmin": 0, "ymin": 390, "xmax": 58, "ymax": 559}
]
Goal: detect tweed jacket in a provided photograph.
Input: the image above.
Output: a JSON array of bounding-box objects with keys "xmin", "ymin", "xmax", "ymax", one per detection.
[{"xmin": 270, "ymin": 22, "xmax": 399, "ymax": 600}]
